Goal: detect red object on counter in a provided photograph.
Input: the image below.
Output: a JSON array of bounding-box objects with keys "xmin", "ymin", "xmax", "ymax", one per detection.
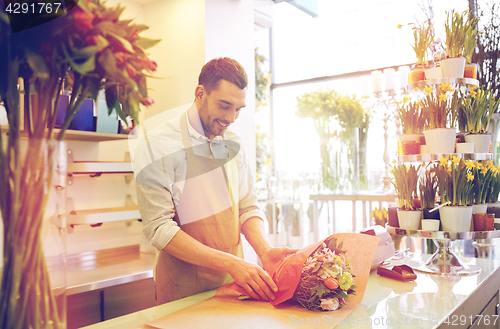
[{"xmin": 377, "ymin": 264, "xmax": 417, "ymax": 282}]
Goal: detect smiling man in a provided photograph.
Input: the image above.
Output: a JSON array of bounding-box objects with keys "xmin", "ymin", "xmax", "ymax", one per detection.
[{"xmin": 135, "ymin": 57, "xmax": 296, "ymax": 305}]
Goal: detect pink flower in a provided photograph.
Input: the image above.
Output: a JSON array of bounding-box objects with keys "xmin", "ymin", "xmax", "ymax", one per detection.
[
  {"xmin": 125, "ymin": 63, "xmax": 136, "ymax": 78},
  {"xmin": 85, "ymin": 35, "xmax": 99, "ymax": 46},
  {"xmin": 136, "ymin": 56, "xmax": 157, "ymax": 72},
  {"xmin": 115, "ymin": 52, "xmax": 127, "ymax": 65},
  {"xmin": 73, "ymin": 9, "xmax": 95, "ymax": 31},
  {"xmin": 320, "ymin": 298, "xmax": 340, "ymax": 311},
  {"xmin": 141, "ymin": 96, "xmax": 154, "ymax": 106}
]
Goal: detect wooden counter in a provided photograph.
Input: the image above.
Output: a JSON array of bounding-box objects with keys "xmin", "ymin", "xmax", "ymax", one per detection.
[{"xmin": 81, "ymin": 255, "xmax": 500, "ymax": 329}]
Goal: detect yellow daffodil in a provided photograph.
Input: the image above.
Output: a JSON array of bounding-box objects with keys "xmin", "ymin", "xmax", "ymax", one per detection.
[
  {"xmin": 397, "ymin": 24, "xmax": 403, "ymax": 29},
  {"xmin": 452, "ymin": 156, "xmax": 461, "ymax": 166},
  {"xmin": 391, "ymin": 159, "xmax": 397, "ymax": 165},
  {"xmin": 470, "ymin": 85, "xmax": 478, "ymax": 91},
  {"xmin": 467, "ymin": 172, "xmax": 474, "ymax": 182},
  {"xmin": 424, "ymin": 85, "xmax": 433, "ymax": 95},
  {"xmin": 413, "ymin": 87, "xmax": 420, "ymax": 92},
  {"xmin": 481, "ymin": 167, "xmax": 489, "ymax": 174},
  {"xmin": 403, "ymin": 95, "xmax": 410, "ymax": 103},
  {"xmin": 470, "ymin": 90, "xmax": 477, "ymax": 98},
  {"xmin": 438, "ymin": 93, "xmax": 447, "ymax": 102},
  {"xmin": 439, "ymin": 156, "xmax": 448, "ymax": 167},
  {"xmin": 439, "ymin": 82, "xmax": 454, "ymax": 92},
  {"xmin": 465, "ymin": 160, "xmax": 475, "ymax": 170}
]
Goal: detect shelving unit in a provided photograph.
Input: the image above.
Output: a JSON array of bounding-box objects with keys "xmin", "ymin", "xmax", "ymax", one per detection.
[
  {"xmin": 407, "ymin": 77, "xmax": 479, "ymax": 90},
  {"xmin": 398, "ymin": 153, "xmax": 493, "ymax": 163},
  {"xmin": 68, "ymin": 206, "xmax": 140, "ymax": 226},
  {"xmin": 0, "ymin": 125, "xmax": 132, "ymax": 142},
  {"xmin": 68, "ymin": 161, "xmax": 133, "ymax": 175}
]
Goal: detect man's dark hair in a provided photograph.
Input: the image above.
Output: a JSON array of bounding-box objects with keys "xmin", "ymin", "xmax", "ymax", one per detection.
[{"xmin": 198, "ymin": 57, "xmax": 248, "ymax": 93}]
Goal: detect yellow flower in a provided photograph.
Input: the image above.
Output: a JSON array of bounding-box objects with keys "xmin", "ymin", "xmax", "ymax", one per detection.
[
  {"xmin": 391, "ymin": 159, "xmax": 397, "ymax": 165},
  {"xmin": 481, "ymin": 167, "xmax": 489, "ymax": 174},
  {"xmin": 467, "ymin": 172, "xmax": 474, "ymax": 182},
  {"xmin": 465, "ymin": 160, "xmax": 475, "ymax": 170},
  {"xmin": 397, "ymin": 24, "xmax": 403, "ymax": 29},
  {"xmin": 413, "ymin": 87, "xmax": 420, "ymax": 92},
  {"xmin": 439, "ymin": 156, "xmax": 448, "ymax": 167},
  {"xmin": 424, "ymin": 85, "xmax": 433, "ymax": 95},
  {"xmin": 439, "ymin": 82, "xmax": 454, "ymax": 92},
  {"xmin": 476, "ymin": 161, "xmax": 482, "ymax": 169},
  {"xmin": 470, "ymin": 85, "xmax": 478, "ymax": 91},
  {"xmin": 470, "ymin": 90, "xmax": 477, "ymax": 98},
  {"xmin": 452, "ymin": 156, "xmax": 461, "ymax": 166},
  {"xmin": 439, "ymin": 93, "xmax": 447, "ymax": 102},
  {"xmin": 403, "ymin": 95, "xmax": 410, "ymax": 103}
]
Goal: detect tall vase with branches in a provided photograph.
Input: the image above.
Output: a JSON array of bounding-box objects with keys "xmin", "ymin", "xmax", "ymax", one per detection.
[{"xmin": 0, "ymin": 2, "xmax": 159, "ymax": 328}]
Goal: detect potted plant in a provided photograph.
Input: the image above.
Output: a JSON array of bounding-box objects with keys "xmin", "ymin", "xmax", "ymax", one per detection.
[
  {"xmin": 433, "ymin": 156, "xmax": 474, "ymax": 231},
  {"xmin": 442, "ymin": 10, "xmax": 467, "ymax": 78},
  {"xmin": 409, "ymin": 21, "xmax": 434, "ymax": 83},
  {"xmin": 463, "ymin": 13, "xmax": 479, "ymax": 79},
  {"xmin": 419, "ymin": 167, "xmax": 439, "ymax": 220},
  {"xmin": 470, "ymin": 161, "xmax": 495, "ymax": 215},
  {"xmin": 395, "ymin": 96, "xmax": 425, "ymax": 155},
  {"xmin": 486, "ymin": 165, "xmax": 500, "ymax": 217},
  {"xmin": 461, "ymin": 86, "xmax": 500, "ymax": 153},
  {"xmin": 389, "ymin": 160, "xmax": 422, "ymax": 230},
  {"xmin": 0, "ymin": 2, "xmax": 159, "ymax": 327},
  {"xmin": 421, "ymin": 83, "xmax": 459, "ymax": 154}
]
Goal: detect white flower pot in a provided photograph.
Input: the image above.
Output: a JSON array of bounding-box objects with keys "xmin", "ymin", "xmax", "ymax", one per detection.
[
  {"xmin": 440, "ymin": 57, "xmax": 466, "ymax": 78},
  {"xmin": 397, "ymin": 210, "xmax": 422, "ymax": 230},
  {"xmin": 424, "ymin": 128, "xmax": 457, "ymax": 154},
  {"xmin": 472, "ymin": 203, "xmax": 488, "ymax": 214},
  {"xmin": 439, "ymin": 206, "xmax": 473, "ymax": 232},
  {"xmin": 398, "ymin": 133, "xmax": 423, "ymax": 143},
  {"xmin": 464, "ymin": 133, "xmax": 491, "ymax": 153},
  {"xmin": 425, "ymin": 67, "xmax": 442, "ymax": 80}
]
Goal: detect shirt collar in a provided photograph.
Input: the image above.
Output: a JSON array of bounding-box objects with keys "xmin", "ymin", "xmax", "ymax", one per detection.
[{"xmin": 186, "ymin": 103, "xmax": 224, "ymax": 142}]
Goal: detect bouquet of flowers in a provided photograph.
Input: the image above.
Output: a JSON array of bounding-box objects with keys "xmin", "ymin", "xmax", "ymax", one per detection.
[
  {"xmin": 292, "ymin": 238, "xmax": 355, "ymax": 311},
  {"xmin": 221, "ymin": 233, "xmax": 379, "ymax": 313}
]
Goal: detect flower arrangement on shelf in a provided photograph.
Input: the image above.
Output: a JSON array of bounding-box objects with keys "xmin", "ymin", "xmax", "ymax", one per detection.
[
  {"xmin": 410, "ymin": 20, "xmax": 434, "ymax": 67},
  {"xmin": 470, "ymin": 161, "xmax": 496, "ymax": 205},
  {"xmin": 460, "ymin": 86, "xmax": 500, "ymax": 134},
  {"xmin": 395, "ymin": 96, "xmax": 426, "ymax": 134},
  {"xmin": 419, "ymin": 167, "xmax": 438, "ymax": 209},
  {"xmin": 486, "ymin": 167, "xmax": 500, "ymax": 204},
  {"xmin": 463, "ymin": 14, "xmax": 479, "ymax": 65},
  {"xmin": 444, "ymin": 10, "xmax": 466, "ymax": 59},
  {"xmin": 371, "ymin": 207, "xmax": 388, "ymax": 227},
  {"xmin": 389, "ymin": 160, "xmax": 421, "ymax": 210},
  {"xmin": 433, "ymin": 156, "xmax": 474, "ymax": 206},
  {"xmin": 293, "ymin": 238, "xmax": 355, "ymax": 311},
  {"xmin": 0, "ymin": 1, "xmax": 160, "ymax": 328},
  {"xmin": 421, "ymin": 83, "xmax": 459, "ymax": 129}
]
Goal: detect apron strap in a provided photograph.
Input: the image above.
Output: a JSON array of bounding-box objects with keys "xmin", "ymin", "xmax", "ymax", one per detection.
[{"xmin": 180, "ymin": 113, "xmax": 194, "ymax": 156}]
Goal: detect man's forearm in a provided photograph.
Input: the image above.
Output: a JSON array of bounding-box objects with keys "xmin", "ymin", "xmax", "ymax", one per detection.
[
  {"xmin": 240, "ymin": 217, "xmax": 273, "ymax": 258},
  {"xmin": 162, "ymin": 230, "xmax": 239, "ymax": 271}
]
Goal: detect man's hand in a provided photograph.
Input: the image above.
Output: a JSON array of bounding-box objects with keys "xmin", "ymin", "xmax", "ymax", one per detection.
[
  {"xmin": 227, "ymin": 258, "xmax": 278, "ymax": 301},
  {"xmin": 261, "ymin": 247, "xmax": 298, "ymax": 274}
]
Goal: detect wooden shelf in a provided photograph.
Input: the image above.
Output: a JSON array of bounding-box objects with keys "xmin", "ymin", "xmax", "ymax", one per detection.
[
  {"xmin": 68, "ymin": 161, "xmax": 133, "ymax": 175},
  {"xmin": 1, "ymin": 125, "xmax": 132, "ymax": 142},
  {"xmin": 398, "ymin": 153, "xmax": 493, "ymax": 162},
  {"xmin": 68, "ymin": 206, "xmax": 140, "ymax": 225}
]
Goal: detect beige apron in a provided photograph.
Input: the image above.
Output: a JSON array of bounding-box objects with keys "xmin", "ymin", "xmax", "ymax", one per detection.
[{"xmin": 156, "ymin": 113, "xmax": 243, "ymax": 304}]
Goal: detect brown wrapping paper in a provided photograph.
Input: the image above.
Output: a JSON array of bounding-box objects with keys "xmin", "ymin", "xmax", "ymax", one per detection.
[{"xmin": 146, "ymin": 233, "xmax": 380, "ymax": 329}]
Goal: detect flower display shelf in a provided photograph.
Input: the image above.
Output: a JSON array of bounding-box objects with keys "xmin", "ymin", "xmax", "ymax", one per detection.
[
  {"xmin": 386, "ymin": 225, "xmax": 500, "ymax": 276},
  {"xmin": 397, "ymin": 153, "xmax": 493, "ymax": 163},
  {"xmin": 407, "ymin": 77, "xmax": 479, "ymax": 91}
]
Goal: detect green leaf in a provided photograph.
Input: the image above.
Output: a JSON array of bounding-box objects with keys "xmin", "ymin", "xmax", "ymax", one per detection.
[
  {"xmin": 135, "ymin": 37, "xmax": 161, "ymax": 50},
  {"xmin": 336, "ymin": 291, "xmax": 349, "ymax": 299},
  {"xmin": 132, "ymin": 24, "xmax": 149, "ymax": 34},
  {"xmin": 97, "ymin": 20, "xmax": 127, "ymax": 38},
  {"xmin": 25, "ymin": 49, "xmax": 49, "ymax": 81},
  {"xmin": 107, "ymin": 31, "xmax": 134, "ymax": 53},
  {"xmin": 328, "ymin": 238, "xmax": 337, "ymax": 251},
  {"xmin": 137, "ymin": 75, "xmax": 147, "ymax": 97},
  {"xmin": 114, "ymin": 102, "xmax": 128, "ymax": 123},
  {"xmin": 337, "ymin": 241, "xmax": 344, "ymax": 252},
  {"xmin": 62, "ymin": 43, "xmax": 96, "ymax": 74},
  {"xmin": 312, "ymin": 262, "xmax": 321, "ymax": 273},
  {"xmin": 105, "ymin": 85, "xmax": 119, "ymax": 116},
  {"xmin": 71, "ymin": 36, "xmax": 109, "ymax": 60}
]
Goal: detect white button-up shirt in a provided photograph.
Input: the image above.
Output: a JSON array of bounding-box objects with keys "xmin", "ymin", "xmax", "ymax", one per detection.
[{"xmin": 134, "ymin": 104, "xmax": 265, "ymax": 251}]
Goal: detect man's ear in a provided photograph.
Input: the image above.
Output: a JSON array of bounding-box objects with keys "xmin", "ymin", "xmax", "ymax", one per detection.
[{"xmin": 195, "ymin": 85, "xmax": 205, "ymax": 101}]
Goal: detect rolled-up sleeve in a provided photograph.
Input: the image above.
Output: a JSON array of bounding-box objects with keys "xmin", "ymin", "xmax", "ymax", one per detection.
[{"xmin": 134, "ymin": 133, "xmax": 182, "ymax": 251}]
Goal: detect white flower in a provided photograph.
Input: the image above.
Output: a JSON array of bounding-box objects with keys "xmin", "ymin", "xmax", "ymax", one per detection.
[{"xmin": 320, "ymin": 297, "xmax": 340, "ymax": 311}]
